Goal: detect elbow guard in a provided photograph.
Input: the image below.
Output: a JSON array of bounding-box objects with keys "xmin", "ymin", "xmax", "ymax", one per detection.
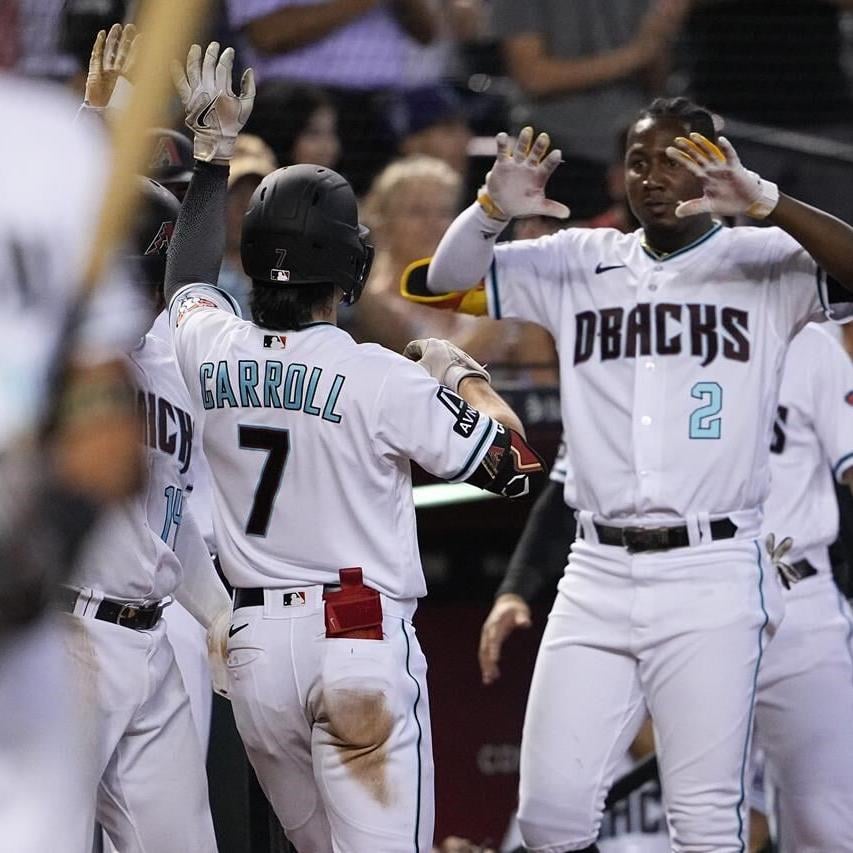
[{"xmin": 466, "ymin": 423, "xmax": 547, "ymax": 498}]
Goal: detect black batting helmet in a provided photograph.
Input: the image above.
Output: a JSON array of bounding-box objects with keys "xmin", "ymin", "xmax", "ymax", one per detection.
[
  {"xmin": 145, "ymin": 128, "xmax": 194, "ymax": 197},
  {"xmin": 240, "ymin": 164, "xmax": 373, "ymax": 305},
  {"xmin": 127, "ymin": 177, "xmax": 180, "ymax": 291}
]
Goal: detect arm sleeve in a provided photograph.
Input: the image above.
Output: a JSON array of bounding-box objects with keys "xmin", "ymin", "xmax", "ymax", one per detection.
[
  {"xmin": 771, "ymin": 229, "xmax": 853, "ymax": 336},
  {"xmin": 164, "ymin": 161, "xmax": 230, "ymax": 305},
  {"xmin": 810, "ymin": 329, "xmax": 853, "ymax": 482},
  {"xmin": 172, "ymin": 505, "xmax": 231, "ymax": 630},
  {"xmin": 496, "ymin": 479, "xmax": 575, "ymax": 603},
  {"xmin": 427, "ymin": 203, "xmax": 509, "ymax": 294}
]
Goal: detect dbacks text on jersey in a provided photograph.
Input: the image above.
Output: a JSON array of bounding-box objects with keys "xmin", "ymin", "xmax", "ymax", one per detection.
[
  {"xmin": 574, "ymin": 303, "xmax": 750, "ymax": 367},
  {"xmin": 137, "ymin": 390, "xmax": 194, "ymax": 474}
]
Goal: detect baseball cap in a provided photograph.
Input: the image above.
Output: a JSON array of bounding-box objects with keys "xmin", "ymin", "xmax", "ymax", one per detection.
[
  {"xmin": 228, "ymin": 134, "xmax": 278, "ymax": 188},
  {"xmin": 146, "ymin": 128, "xmax": 194, "ymax": 188},
  {"xmin": 389, "ymin": 85, "xmax": 468, "ymax": 139}
]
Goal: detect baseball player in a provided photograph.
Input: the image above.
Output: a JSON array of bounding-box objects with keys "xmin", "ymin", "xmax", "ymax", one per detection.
[
  {"xmin": 163, "ymin": 42, "xmax": 546, "ymax": 852},
  {"xmin": 753, "ymin": 322, "xmax": 853, "ymax": 851},
  {"xmin": 422, "ymin": 97, "xmax": 853, "ymax": 851},
  {"xmin": 60, "ymin": 177, "xmax": 230, "ymax": 853},
  {"xmin": 0, "ymin": 76, "xmax": 148, "ymax": 852}
]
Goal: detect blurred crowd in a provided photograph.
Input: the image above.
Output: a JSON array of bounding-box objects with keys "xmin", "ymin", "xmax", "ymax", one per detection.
[{"xmin": 8, "ymin": 0, "xmax": 853, "ymax": 380}]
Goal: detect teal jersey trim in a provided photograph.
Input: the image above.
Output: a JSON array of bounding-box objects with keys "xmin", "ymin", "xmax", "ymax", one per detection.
[
  {"xmin": 833, "ymin": 451, "xmax": 853, "ymax": 482},
  {"xmin": 402, "ymin": 621, "xmax": 423, "ymax": 852},
  {"xmin": 736, "ymin": 541, "xmax": 770, "ymax": 852},
  {"xmin": 640, "ymin": 223, "xmax": 723, "ymax": 262},
  {"xmin": 450, "ymin": 417, "xmax": 498, "ymax": 483},
  {"xmin": 487, "ymin": 258, "xmax": 501, "ymax": 319}
]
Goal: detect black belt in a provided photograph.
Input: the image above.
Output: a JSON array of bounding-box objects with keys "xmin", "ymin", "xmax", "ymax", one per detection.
[
  {"xmin": 593, "ymin": 518, "xmax": 738, "ymax": 553},
  {"xmin": 234, "ymin": 585, "xmax": 339, "ymax": 610},
  {"xmin": 56, "ymin": 586, "xmax": 165, "ymax": 630}
]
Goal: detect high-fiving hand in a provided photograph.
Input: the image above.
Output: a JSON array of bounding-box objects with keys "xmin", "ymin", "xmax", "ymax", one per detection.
[
  {"xmin": 666, "ymin": 133, "xmax": 779, "ymax": 220},
  {"xmin": 85, "ymin": 23, "xmax": 141, "ymax": 108},
  {"xmin": 171, "ymin": 42, "xmax": 255, "ymax": 162},
  {"xmin": 479, "ymin": 126, "xmax": 570, "ymax": 222}
]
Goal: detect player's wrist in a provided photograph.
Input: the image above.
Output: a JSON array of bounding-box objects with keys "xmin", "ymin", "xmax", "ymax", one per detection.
[
  {"xmin": 477, "ymin": 187, "xmax": 510, "ymax": 222},
  {"xmin": 744, "ymin": 174, "xmax": 779, "ymax": 219}
]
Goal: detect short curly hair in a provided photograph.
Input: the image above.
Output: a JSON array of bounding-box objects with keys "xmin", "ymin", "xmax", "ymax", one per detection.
[{"xmin": 635, "ymin": 97, "xmax": 719, "ymax": 142}]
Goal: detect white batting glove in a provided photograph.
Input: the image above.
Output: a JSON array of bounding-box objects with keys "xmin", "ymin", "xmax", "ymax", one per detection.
[
  {"xmin": 84, "ymin": 22, "xmax": 140, "ymax": 109},
  {"xmin": 171, "ymin": 42, "xmax": 255, "ymax": 162},
  {"xmin": 207, "ymin": 608, "xmax": 232, "ymax": 698},
  {"xmin": 403, "ymin": 338, "xmax": 490, "ymax": 393},
  {"xmin": 666, "ymin": 133, "xmax": 779, "ymax": 219},
  {"xmin": 478, "ymin": 126, "xmax": 570, "ymax": 222},
  {"xmin": 765, "ymin": 533, "xmax": 798, "ymax": 590}
]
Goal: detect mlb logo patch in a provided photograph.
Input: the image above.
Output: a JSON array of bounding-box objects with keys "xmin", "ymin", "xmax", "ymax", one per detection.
[
  {"xmin": 270, "ymin": 268, "xmax": 290, "ymax": 282},
  {"xmin": 281, "ymin": 591, "xmax": 306, "ymax": 607},
  {"xmin": 263, "ymin": 334, "xmax": 287, "ymax": 349}
]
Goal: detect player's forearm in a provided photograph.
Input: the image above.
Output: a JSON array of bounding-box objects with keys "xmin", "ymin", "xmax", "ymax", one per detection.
[
  {"xmin": 244, "ymin": 0, "xmax": 376, "ymax": 54},
  {"xmin": 505, "ymin": 37, "xmax": 645, "ymax": 97},
  {"xmin": 767, "ymin": 194, "xmax": 853, "ymax": 292},
  {"xmin": 496, "ymin": 478, "xmax": 568, "ymax": 602},
  {"xmin": 173, "ymin": 509, "xmax": 231, "ymax": 629},
  {"xmin": 428, "ymin": 203, "xmax": 508, "ymax": 294},
  {"xmin": 163, "ymin": 161, "xmax": 229, "ymax": 305},
  {"xmin": 458, "ymin": 376, "xmax": 525, "ymax": 436}
]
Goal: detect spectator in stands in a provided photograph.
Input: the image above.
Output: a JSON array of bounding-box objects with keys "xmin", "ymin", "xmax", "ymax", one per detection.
[
  {"xmin": 244, "ymin": 81, "xmax": 341, "ymax": 172},
  {"xmin": 389, "ymin": 83, "xmax": 473, "ymax": 177},
  {"xmin": 353, "ymin": 154, "xmax": 556, "ymax": 380},
  {"xmin": 490, "ymin": 0, "xmax": 689, "ymax": 219},
  {"xmin": 683, "ymin": 0, "xmax": 853, "ymax": 135},
  {"xmin": 217, "ymin": 134, "xmax": 278, "ymax": 316},
  {"xmin": 225, "ymin": 0, "xmax": 439, "ymax": 194}
]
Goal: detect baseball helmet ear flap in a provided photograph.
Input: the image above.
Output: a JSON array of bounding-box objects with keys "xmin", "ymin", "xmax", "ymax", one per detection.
[{"xmin": 240, "ymin": 164, "xmax": 374, "ymax": 304}]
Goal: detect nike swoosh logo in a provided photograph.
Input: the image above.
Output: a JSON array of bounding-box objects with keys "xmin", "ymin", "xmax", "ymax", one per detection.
[
  {"xmin": 196, "ymin": 94, "xmax": 219, "ymax": 129},
  {"xmin": 595, "ymin": 263, "xmax": 627, "ymax": 274},
  {"xmin": 228, "ymin": 623, "xmax": 248, "ymax": 638}
]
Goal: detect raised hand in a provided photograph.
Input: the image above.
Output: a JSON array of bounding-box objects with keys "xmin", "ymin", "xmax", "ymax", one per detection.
[
  {"xmin": 84, "ymin": 23, "xmax": 140, "ymax": 108},
  {"xmin": 666, "ymin": 133, "xmax": 779, "ymax": 219},
  {"xmin": 479, "ymin": 126, "xmax": 570, "ymax": 221},
  {"xmin": 171, "ymin": 42, "xmax": 255, "ymax": 162}
]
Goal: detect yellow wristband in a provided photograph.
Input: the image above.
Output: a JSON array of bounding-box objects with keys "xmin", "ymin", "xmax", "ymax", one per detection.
[{"xmin": 477, "ymin": 188, "xmax": 509, "ymax": 222}]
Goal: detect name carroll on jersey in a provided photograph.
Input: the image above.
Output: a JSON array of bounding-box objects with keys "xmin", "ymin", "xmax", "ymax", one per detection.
[
  {"xmin": 573, "ymin": 302, "xmax": 750, "ymax": 366},
  {"xmin": 198, "ymin": 359, "xmax": 345, "ymax": 422}
]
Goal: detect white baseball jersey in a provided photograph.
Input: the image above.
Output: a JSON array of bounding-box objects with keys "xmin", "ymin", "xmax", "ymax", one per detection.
[
  {"xmin": 486, "ymin": 223, "xmax": 853, "ymax": 530},
  {"xmin": 762, "ymin": 323, "xmax": 853, "ymax": 579},
  {"xmin": 0, "ymin": 79, "xmax": 148, "ymax": 450},
  {"xmin": 169, "ymin": 285, "xmax": 498, "ymax": 599},
  {"xmin": 75, "ymin": 321, "xmax": 204, "ymax": 600}
]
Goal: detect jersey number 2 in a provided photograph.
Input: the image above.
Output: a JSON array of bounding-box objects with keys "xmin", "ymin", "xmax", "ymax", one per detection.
[
  {"xmin": 239, "ymin": 425, "xmax": 290, "ymax": 536},
  {"xmin": 689, "ymin": 382, "xmax": 723, "ymax": 439}
]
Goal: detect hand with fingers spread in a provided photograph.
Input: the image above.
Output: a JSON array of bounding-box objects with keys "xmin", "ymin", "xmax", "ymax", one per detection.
[
  {"xmin": 765, "ymin": 533, "xmax": 803, "ymax": 590},
  {"xmin": 666, "ymin": 132, "xmax": 779, "ymax": 220},
  {"xmin": 478, "ymin": 593, "xmax": 532, "ymax": 685},
  {"xmin": 171, "ymin": 42, "xmax": 256, "ymax": 163},
  {"xmin": 84, "ymin": 23, "xmax": 140, "ymax": 108},
  {"xmin": 478, "ymin": 126, "xmax": 570, "ymax": 222}
]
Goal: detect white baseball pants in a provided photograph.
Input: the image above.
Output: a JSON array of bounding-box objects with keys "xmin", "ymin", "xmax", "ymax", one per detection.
[
  {"xmin": 754, "ymin": 573, "xmax": 853, "ymax": 852},
  {"xmin": 225, "ymin": 586, "xmax": 433, "ymax": 853},
  {"xmin": 517, "ymin": 536, "xmax": 784, "ymax": 853},
  {"xmin": 62, "ymin": 613, "xmax": 217, "ymax": 853}
]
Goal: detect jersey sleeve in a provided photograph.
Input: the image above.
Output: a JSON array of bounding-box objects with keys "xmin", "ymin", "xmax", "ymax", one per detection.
[
  {"xmin": 809, "ymin": 328, "xmax": 853, "ymax": 482},
  {"xmin": 168, "ymin": 283, "xmax": 242, "ymax": 376},
  {"xmin": 485, "ymin": 228, "xmax": 593, "ymax": 339},
  {"xmin": 372, "ymin": 358, "xmax": 499, "ymax": 483},
  {"xmin": 770, "ymin": 229, "xmax": 853, "ymax": 335}
]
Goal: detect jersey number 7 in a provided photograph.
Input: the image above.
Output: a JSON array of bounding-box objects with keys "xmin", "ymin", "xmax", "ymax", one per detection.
[{"xmin": 239, "ymin": 425, "xmax": 291, "ymax": 536}]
